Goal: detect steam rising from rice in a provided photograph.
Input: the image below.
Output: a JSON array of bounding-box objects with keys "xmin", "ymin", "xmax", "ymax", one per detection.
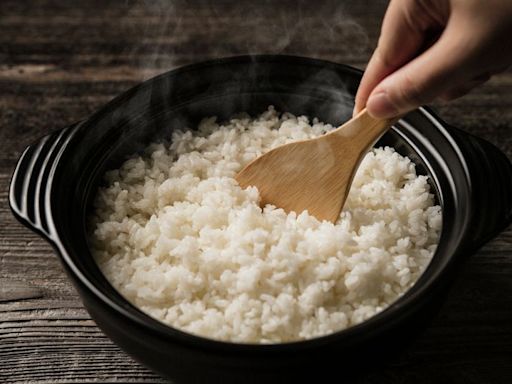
[{"xmin": 89, "ymin": 107, "xmax": 441, "ymax": 343}]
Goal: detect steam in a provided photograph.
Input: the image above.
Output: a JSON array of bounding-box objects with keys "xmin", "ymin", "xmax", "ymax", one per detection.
[
  {"xmin": 127, "ymin": 0, "xmax": 370, "ymax": 79},
  {"xmin": 98, "ymin": 1, "xmax": 373, "ymax": 191}
]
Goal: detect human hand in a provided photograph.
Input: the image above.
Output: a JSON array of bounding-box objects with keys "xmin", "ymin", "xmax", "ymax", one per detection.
[{"xmin": 354, "ymin": 0, "xmax": 512, "ymax": 118}]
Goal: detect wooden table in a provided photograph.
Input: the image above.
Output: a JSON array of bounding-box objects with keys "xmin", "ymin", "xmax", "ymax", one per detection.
[{"xmin": 1, "ymin": 1, "xmax": 511, "ymax": 382}]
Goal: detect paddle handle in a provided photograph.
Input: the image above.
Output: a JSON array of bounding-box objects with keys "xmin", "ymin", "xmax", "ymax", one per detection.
[{"xmin": 329, "ymin": 108, "xmax": 401, "ymax": 153}]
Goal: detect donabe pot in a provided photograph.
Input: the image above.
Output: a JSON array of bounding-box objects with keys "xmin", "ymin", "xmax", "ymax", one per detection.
[{"xmin": 9, "ymin": 55, "xmax": 512, "ymax": 383}]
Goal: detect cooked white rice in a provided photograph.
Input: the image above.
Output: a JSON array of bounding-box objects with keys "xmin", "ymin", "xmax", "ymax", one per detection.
[{"xmin": 89, "ymin": 107, "xmax": 442, "ymax": 343}]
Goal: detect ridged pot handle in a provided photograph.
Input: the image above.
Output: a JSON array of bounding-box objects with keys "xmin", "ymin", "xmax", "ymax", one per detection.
[
  {"xmin": 9, "ymin": 124, "xmax": 79, "ymax": 240},
  {"xmin": 446, "ymin": 124, "xmax": 512, "ymax": 251}
]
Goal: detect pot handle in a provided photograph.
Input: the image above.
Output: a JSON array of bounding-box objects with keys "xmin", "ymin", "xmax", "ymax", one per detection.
[
  {"xmin": 446, "ymin": 124, "xmax": 512, "ymax": 251},
  {"xmin": 9, "ymin": 124, "xmax": 79, "ymax": 240}
]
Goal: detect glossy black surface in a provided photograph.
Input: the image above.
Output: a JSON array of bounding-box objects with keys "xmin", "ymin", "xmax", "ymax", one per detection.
[{"xmin": 9, "ymin": 55, "xmax": 512, "ymax": 383}]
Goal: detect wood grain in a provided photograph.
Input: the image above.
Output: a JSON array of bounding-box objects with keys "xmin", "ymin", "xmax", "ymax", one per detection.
[{"xmin": 1, "ymin": 0, "xmax": 511, "ymax": 383}]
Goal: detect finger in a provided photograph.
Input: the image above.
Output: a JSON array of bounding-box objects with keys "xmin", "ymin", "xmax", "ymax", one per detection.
[
  {"xmin": 472, "ymin": 72, "xmax": 492, "ymax": 83},
  {"xmin": 439, "ymin": 85, "xmax": 477, "ymax": 101},
  {"xmin": 354, "ymin": 0, "xmax": 445, "ymax": 116},
  {"xmin": 366, "ymin": 20, "xmax": 480, "ymax": 118},
  {"xmin": 439, "ymin": 73, "xmax": 491, "ymax": 101}
]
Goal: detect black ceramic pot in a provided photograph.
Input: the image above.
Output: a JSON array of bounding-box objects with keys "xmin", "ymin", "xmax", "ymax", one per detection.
[{"xmin": 9, "ymin": 55, "xmax": 512, "ymax": 383}]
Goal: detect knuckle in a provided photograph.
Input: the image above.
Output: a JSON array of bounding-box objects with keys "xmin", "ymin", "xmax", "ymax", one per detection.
[{"xmin": 374, "ymin": 45, "xmax": 397, "ymax": 70}]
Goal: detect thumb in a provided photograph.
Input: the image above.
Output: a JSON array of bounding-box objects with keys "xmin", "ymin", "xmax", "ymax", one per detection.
[{"xmin": 366, "ymin": 22, "xmax": 470, "ymax": 118}]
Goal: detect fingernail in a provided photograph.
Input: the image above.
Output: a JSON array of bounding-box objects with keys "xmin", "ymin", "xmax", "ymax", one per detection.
[{"xmin": 367, "ymin": 91, "xmax": 399, "ymax": 119}]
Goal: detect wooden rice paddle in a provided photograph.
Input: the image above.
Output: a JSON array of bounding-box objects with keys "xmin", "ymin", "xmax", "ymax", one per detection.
[{"xmin": 235, "ymin": 108, "xmax": 400, "ymax": 223}]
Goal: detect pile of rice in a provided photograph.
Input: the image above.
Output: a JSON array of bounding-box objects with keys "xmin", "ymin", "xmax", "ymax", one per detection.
[{"xmin": 89, "ymin": 107, "xmax": 441, "ymax": 343}]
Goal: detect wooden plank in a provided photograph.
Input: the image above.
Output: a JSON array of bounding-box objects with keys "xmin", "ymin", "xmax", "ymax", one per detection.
[
  {"xmin": 0, "ymin": 279, "xmax": 43, "ymax": 303},
  {"xmin": 1, "ymin": 0, "xmax": 511, "ymax": 382}
]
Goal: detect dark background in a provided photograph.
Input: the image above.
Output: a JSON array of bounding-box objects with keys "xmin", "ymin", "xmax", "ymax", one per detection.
[{"xmin": 1, "ymin": 1, "xmax": 511, "ymax": 382}]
